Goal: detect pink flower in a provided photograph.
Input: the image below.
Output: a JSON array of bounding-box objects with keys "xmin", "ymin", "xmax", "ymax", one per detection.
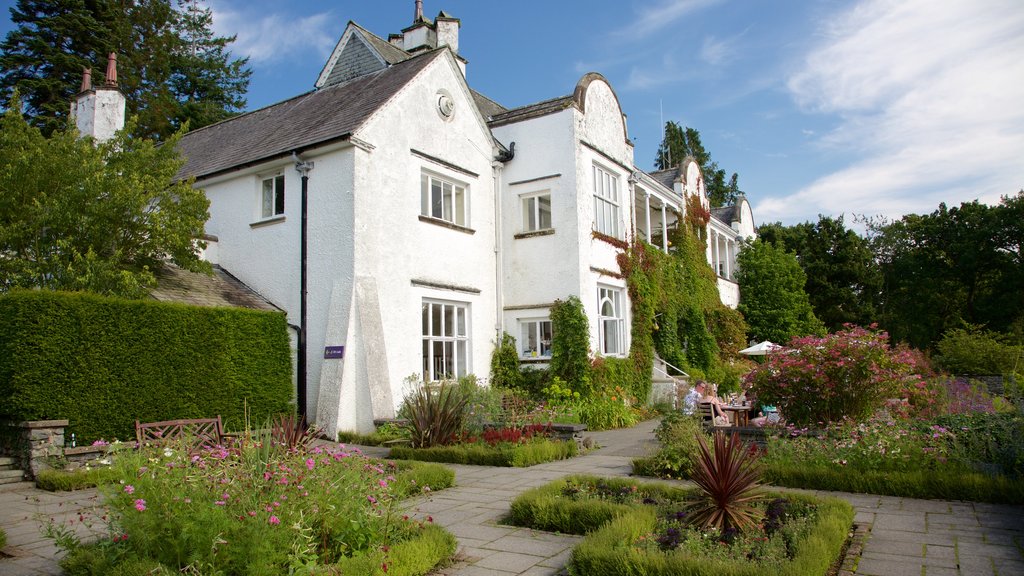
[
  {"xmin": 305, "ymin": 458, "xmax": 315, "ymax": 471},
  {"xmin": 367, "ymin": 495, "xmax": 377, "ymax": 505},
  {"xmin": 214, "ymin": 500, "xmax": 226, "ymax": 506},
  {"xmin": 378, "ymin": 479, "xmax": 388, "ymax": 488},
  {"xmin": 269, "ymin": 515, "xmax": 280, "ymax": 525},
  {"xmin": 134, "ymin": 499, "xmax": 146, "ymax": 512},
  {"xmin": 123, "ymin": 485, "xmax": 135, "ymax": 494}
]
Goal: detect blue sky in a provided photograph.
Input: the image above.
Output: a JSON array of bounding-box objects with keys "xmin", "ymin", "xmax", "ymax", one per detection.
[{"xmin": 2, "ymin": 0, "xmax": 1022, "ymax": 227}]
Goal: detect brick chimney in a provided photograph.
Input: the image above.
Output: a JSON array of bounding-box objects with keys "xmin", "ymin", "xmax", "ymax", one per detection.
[{"xmin": 69, "ymin": 53, "xmax": 126, "ymax": 143}]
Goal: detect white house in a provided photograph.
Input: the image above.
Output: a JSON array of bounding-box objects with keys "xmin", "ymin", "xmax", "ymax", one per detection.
[{"xmin": 133, "ymin": 4, "xmax": 757, "ymax": 435}]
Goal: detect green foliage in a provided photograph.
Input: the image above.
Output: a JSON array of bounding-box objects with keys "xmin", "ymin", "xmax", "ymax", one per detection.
[
  {"xmin": 389, "ymin": 438, "xmax": 576, "ymax": 467},
  {"xmin": 654, "ymin": 122, "xmax": 742, "ymax": 208},
  {"xmin": 0, "ymin": 0, "xmax": 251, "ymax": 139},
  {"xmin": 632, "ymin": 411, "xmax": 710, "ymax": 479},
  {"xmin": 758, "ymin": 216, "xmax": 880, "ymax": 332},
  {"xmin": 566, "ymin": 493, "xmax": 852, "ymax": 576},
  {"xmin": 509, "ymin": 475, "xmax": 695, "ymax": 534},
  {"xmin": 53, "ymin": 442, "xmax": 454, "ymax": 575},
  {"xmin": 736, "ymin": 239, "xmax": 826, "ymax": 344},
  {"xmin": 401, "ymin": 380, "xmax": 468, "ymax": 449},
  {"xmin": 866, "ymin": 192, "xmax": 1024, "ymax": 349},
  {"xmin": 387, "ymin": 461, "xmax": 456, "ymax": 498},
  {"xmin": 746, "ymin": 325, "xmax": 922, "ymax": 426},
  {"xmin": 0, "ymin": 290, "xmax": 292, "ymax": 443},
  {"xmin": 0, "ymin": 106, "xmax": 211, "ymax": 297},
  {"xmin": 935, "ymin": 328, "xmax": 1023, "ymax": 376},
  {"xmin": 337, "ymin": 422, "xmax": 410, "ymax": 446},
  {"xmin": 0, "ymin": 526, "xmax": 6, "ymax": 550},
  {"xmin": 36, "ymin": 466, "xmax": 120, "ymax": 491},
  {"xmin": 549, "ymin": 296, "xmax": 593, "ymax": 392},
  {"xmin": 489, "ymin": 332, "xmax": 524, "ymax": 389}
]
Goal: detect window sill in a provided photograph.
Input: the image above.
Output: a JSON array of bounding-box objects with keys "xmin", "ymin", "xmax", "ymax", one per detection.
[
  {"xmin": 418, "ymin": 215, "xmax": 475, "ymax": 235},
  {"xmin": 250, "ymin": 215, "xmax": 286, "ymax": 228},
  {"xmin": 519, "ymin": 357, "xmax": 551, "ymax": 365},
  {"xmin": 514, "ymin": 229, "xmax": 555, "ymax": 240}
]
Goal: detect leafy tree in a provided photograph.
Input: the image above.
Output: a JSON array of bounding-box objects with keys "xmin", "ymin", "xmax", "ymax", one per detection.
[
  {"xmin": 758, "ymin": 215, "xmax": 879, "ymax": 332},
  {"xmin": 735, "ymin": 239, "xmax": 825, "ymax": 344},
  {"xmin": 654, "ymin": 121, "xmax": 741, "ymax": 208},
  {"xmin": 0, "ymin": 0, "xmax": 250, "ymax": 139},
  {"xmin": 934, "ymin": 328, "xmax": 1022, "ymax": 377},
  {"xmin": 0, "ymin": 103, "xmax": 210, "ymax": 298},
  {"xmin": 866, "ymin": 193, "xmax": 1024, "ymax": 349}
]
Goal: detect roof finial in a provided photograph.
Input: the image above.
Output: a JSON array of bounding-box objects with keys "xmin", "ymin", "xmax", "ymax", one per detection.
[
  {"xmin": 104, "ymin": 53, "xmax": 117, "ymax": 86},
  {"xmin": 415, "ymin": 0, "xmax": 423, "ymax": 22},
  {"xmin": 79, "ymin": 67, "xmax": 92, "ymax": 92}
]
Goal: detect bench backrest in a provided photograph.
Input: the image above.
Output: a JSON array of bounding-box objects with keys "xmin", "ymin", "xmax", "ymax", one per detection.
[
  {"xmin": 697, "ymin": 402, "xmax": 715, "ymax": 422},
  {"xmin": 135, "ymin": 416, "xmax": 225, "ymax": 448}
]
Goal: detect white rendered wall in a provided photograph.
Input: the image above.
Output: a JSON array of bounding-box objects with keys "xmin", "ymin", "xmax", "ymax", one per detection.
[
  {"xmin": 337, "ymin": 53, "xmax": 498, "ymax": 432},
  {"xmin": 71, "ymin": 88, "xmax": 125, "ymax": 143}
]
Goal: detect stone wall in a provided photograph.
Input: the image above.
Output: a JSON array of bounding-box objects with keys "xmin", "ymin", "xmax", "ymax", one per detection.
[{"xmin": 2, "ymin": 420, "xmax": 113, "ymax": 479}]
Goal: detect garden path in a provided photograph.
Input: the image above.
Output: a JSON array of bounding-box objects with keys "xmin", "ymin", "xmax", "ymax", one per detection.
[{"xmin": 1, "ymin": 420, "xmax": 1022, "ymax": 575}]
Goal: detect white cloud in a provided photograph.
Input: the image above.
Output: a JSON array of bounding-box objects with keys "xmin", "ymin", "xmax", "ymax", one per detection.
[
  {"xmin": 764, "ymin": 0, "xmax": 1024, "ymax": 224},
  {"xmin": 210, "ymin": 2, "xmax": 336, "ymax": 64},
  {"xmin": 614, "ymin": 0, "xmax": 724, "ymax": 41}
]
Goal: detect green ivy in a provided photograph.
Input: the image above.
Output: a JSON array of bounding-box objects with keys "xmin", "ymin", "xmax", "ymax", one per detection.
[
  {"xmin": 489, "ymin": 332, "xmax": 524, "ymax": 389},
  {"xmin": 549, "ymin": 297, "xmax": 593, "ymax": 396}
]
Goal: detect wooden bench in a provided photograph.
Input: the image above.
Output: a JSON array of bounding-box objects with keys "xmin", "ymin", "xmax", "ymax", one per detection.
[{"xmin": 135, "ymin": 416, "xmax": 231, "ymax": 449}]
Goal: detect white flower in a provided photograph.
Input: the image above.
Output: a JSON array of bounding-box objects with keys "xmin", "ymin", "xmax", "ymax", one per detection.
[{"xmin": 163, "ymin": 448, "xmax": 173, "ymax": 458}]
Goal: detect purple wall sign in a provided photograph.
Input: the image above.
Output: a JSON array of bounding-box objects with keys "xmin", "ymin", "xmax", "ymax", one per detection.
[{"xmin": 323, "ymin": 346, "xmax": 345, "ymax": 359}]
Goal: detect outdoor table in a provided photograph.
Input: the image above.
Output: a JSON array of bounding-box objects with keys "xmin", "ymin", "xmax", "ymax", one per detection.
[{"xmin": 722, "ymin": 403, "xmax": 751, "ymax": 427}]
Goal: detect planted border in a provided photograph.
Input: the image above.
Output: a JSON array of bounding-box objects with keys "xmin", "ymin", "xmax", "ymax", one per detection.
[
  {"xmin": 509, "ymin": 475, "xmax": 852, "ymax": 576},
  {"xmin": 389, "ymin": 438, "xmax": 577, "ymax": 467}
]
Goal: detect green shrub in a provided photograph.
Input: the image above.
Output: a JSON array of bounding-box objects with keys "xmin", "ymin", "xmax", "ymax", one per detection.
[
  {"xmin": 390, "ymin": 438, "xmax": 576, "ymax": 467},
  {"xmin": 0, "ymin": 290, "xmax": 292, "ymax": 443},
  {"xmin": 326, "ymin": 524, "xmax": 456, "ymax": 576},
  {"xmin": 632, "ymin": 412, "xmax": 709, "ymax": 478},
  {"xmin": 402, "ymin": 379, "xmax": 468, "ymax": 448},
  {"xmin": 36, "ymin": 466, "xmax": 120, "ymax": 491},
  {"xmin": 338, "ymin": 422, "xmax": 410, "ymax": 446},
  {"xmin": 935, "ymin": 328, "xmax": 1022, "ymax": 376},
  {"xmin": 490, "ymin": 332, "xmax": 525, "ymax": 390},
  {"xmin": 549, "ymin": 296, "xmax": 593, "ymax": 394},
  {"xmin": 389, "ymin": 461, "xmax": 456, "ymax": 496},
  {"xmin": 568, "ymin": 493, "xmax": 852, "ymax": 576}
]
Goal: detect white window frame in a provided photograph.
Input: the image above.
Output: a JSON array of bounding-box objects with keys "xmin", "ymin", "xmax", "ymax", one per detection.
[
  {"xmin": 421, "ymin": 299, "xmax": 470, "ymax": 381},
  {"xmin": 519, "ymin": 318, "xmax": 553, "ymax": 359},
  {"xmin": 592, "ymin": 163, "xmax": 620, "ymax": 238},
  {"xmin": 420, "ymin": 172, "xmax": 468, "ymax": 227},
  {"xmin": 520, "ymin": 191, "xmax": 552, "ymax": 233},
  {"xmin": 598, "ymin": 286, "xmax": 625, "ymax": 356},
  {"xmin": 260, "ymin": 173, "xmax": 285, "ymax": 219}
]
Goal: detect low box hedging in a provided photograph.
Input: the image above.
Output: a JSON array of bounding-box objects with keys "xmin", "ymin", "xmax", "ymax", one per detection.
[
  {"xmin": 389, "ymin": 438, "xmax": 577, "ymax": 467},
  {"xmin": 510, "ymin": 475, "xmax": 853, "ymax": 576},
  {"xmin": 36, "ymin": 466, "xmax": 121, "ymax": 492},
  {"xmin": 0, "ymin": 290, "xmax": 293, "ymax": 443}
]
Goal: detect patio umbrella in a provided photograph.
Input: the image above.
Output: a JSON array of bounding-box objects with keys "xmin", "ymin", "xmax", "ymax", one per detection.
[{"xmin": 738, "ymin": 340, "xmax": 782, "ymax": 356}]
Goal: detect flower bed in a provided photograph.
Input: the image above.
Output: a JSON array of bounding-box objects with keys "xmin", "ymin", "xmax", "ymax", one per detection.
[
  {"xmin": 51, "ymin": 438, "xmax": 457, "ymax": 575},
  {"xmin": 509, "ymin": 475, "xmax": 852, "ymax": 576},
  {"xmin": 390, "ymin": 436, "xmax": 577, "ymax": 467}
]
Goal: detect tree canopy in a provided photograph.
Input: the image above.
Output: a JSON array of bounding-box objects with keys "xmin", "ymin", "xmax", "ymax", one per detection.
[
  {"xmin": 757, "ymin": 215, "xmax": 880, "ymax": 332},
  {"xmin": 0, "ymin": 102, "xmax": 210, "ymax": 298},
  {"xmin": 654, "ymin": 121, "xmax": 742, "ymax": 208},
  {"xmin": 735, "ymin": 239, "xmax": 825, "ymax": 344},
  {"xmin": 0, "ymin": 0, "xmax": 250, "ymax": 140}
]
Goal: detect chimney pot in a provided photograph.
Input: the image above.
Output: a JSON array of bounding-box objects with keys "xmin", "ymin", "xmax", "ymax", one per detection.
[
  {"xmin": 415, "ymin": 0, "xmax": 423, "ymax": 22},
  {"xmin": 105, "ymin": 53, "xmax": 118, "ymax": 86},
  {"xmin": 80, "ymin": 67, "xmax": 92, "ymax": 93}
]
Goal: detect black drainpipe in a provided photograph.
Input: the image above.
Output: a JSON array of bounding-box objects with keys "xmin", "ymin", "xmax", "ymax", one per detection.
[{"xmin": 293, "ymin": 152, "xmax": 314, "ymax": 420}]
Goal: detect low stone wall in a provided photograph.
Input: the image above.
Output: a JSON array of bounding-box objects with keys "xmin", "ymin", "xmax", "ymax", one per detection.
[{"xmin": 1, "ymin": 419, "xmax": 115, "ymax": 479}]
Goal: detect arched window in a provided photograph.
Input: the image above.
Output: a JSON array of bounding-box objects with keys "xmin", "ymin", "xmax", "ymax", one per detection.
[{"xmin": 598, "ymin": 286, "xmax": 624, "ymax": 355}]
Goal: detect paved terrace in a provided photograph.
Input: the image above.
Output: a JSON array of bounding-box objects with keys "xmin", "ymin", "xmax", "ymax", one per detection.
[{"xmin": 2, "ymin": 420, "xmax": 1022, "ymax": 575}]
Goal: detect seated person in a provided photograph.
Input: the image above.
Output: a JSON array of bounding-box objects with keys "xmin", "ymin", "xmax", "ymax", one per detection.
[
  {"xmin": 751, "ymin": 405, "xmax": 781, "ymax": 427},
  {"xmin": 698, "ymin": 382, "xmax": 730, "ymax": 426},
  {"xmin": 681, "ymin": 382, "xmax": 703, "ymax": 415}
]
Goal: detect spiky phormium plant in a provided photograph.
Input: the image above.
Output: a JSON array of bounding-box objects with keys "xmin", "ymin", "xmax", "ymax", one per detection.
[
  {"xmin": 405, "ymin": 380, "xmax": 469, "ymax": 448},
  {"xmin": 686, "ymin": 430, "xmax": 765, "ymax": 532}
]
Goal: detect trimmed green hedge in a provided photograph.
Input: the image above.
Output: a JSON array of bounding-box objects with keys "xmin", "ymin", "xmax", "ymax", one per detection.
[
  {"xmin": 389, "ymin": 439, "xmax": 577, "ymax": 467},
  {"xmin": 0, "ymin": 290, "xmax": 292, "ymax": 443}
]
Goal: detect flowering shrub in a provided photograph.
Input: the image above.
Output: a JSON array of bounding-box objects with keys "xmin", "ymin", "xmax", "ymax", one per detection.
[
  {"xmin": 53, "ymin": 439, "xmax": 453, "ymax": 574},
  {"xmin": 745, "ymin": 325, "xmax": 924, "ymax": 426}
]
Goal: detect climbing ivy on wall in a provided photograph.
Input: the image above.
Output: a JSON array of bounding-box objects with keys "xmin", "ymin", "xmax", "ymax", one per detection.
[{"xmin": 549, "ymin": 296, "xmax": 593, "ymax": 395}]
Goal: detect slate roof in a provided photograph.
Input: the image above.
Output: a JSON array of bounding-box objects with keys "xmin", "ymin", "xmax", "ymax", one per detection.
[
  {"xmin": 488, "ymin": 95, "xmax": 575, "ymax": 127},
  {"xmin": 648, "ymin": 168, "xmax": 679, "ymax": 192},
  {"xmin": 151, "ymin": 265, "xmax": 281, "ymax": 312},
  {"xmin": 176, "ymin": 49, "xmax": 445, "ymax": 181},
  {"xmin": 471, "ymin": 89, "xmax": 508, "ymax": 120},
  {"xmin": 711, "ymin": 204, "xmax": 740, "ymax": 225},
  {"xmin": 350, "ymin": 22, "xmax": 411, "ymax": 65}
]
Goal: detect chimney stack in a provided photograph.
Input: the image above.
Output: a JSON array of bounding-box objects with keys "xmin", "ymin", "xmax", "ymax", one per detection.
[{"xmin": 69, "ymin": 53, "xmax": 126, "ymax": 143}]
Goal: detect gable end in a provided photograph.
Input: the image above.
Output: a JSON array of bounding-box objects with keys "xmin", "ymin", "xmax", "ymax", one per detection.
[{"xmin": 321, "ymin": 32, "xmax": 387, "ymax": 88}]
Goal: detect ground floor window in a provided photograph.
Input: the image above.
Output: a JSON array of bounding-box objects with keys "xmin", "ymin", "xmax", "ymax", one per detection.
[
  {"xmin": 598, "ymin": 286, "xmax": 625, "ymax": 356},
  {"xmin": 519, "ymin": 319, "xmax": 552, "ymax": 358},
  {"xmin": 422, "ymin": 299, "xmax": 469, "ymax": 380}
]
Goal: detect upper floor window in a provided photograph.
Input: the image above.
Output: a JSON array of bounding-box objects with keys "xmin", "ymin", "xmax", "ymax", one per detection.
[
  {"xmin": 519, "ymin": 319, "xmax": 553, "ymax": 358},
  {"xmin": 261, "ymin": 174, "xmax": 285, "ymax": 218},
  {"xmin": 598, "ymin": 286, "xmax": 625, "ymax": 356},
  {"xmin": 593, "ymin": 164, "xmax": 620, "ymax": 238},
  {"xmin": 421, "ymin": 173, "xmax": 467, "ymax": 227},
  {"xmin": 422, "ymin": 299, "xmax": 469, "ymax": 381},
  {"xmin": 521, "ymin": 192, "xmax": 552, "ymax": 232}
]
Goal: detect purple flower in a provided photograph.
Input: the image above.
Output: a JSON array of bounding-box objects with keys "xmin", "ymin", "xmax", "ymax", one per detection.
[{"xmin": 134, "ymin": 499, "xmax": 146, "ymax": 512}]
